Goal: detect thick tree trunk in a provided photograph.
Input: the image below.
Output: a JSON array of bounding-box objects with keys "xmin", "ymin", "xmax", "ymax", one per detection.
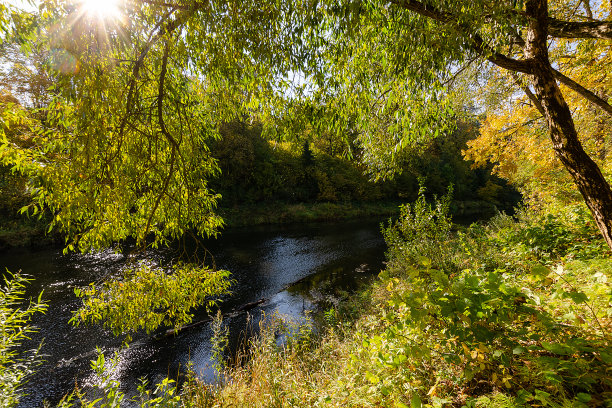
[{"xmin": 525, "ymin": 0, "xmax": 612, "ymax": 250}]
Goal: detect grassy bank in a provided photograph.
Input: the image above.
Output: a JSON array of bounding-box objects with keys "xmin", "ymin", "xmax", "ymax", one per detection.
[
  {"xmin": 184, "ymin": 197, "xmax": 611, "ymax": 408},
  {"xmin": 0, "ymin": 197, "xmax": 498, "ymax": 250},
  {"xmin": 219, "ymin": 199, "xmax": 501, "ymax": 228},
  {"xmin": 218, "ymin": 201, "xmax": 403, "ymax": 227},
  {"xmin": 0, "ymin": 216, "xmax": 59, "ymax": 251},
  {"xmin": 0, "ymin": 201, "xmax": 402, "ymax": 250}
]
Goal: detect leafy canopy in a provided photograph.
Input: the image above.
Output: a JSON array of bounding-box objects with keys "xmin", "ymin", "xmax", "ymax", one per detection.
[{"xmin": 1, "ymin": 0, "xmax": 537, "ymax": 248}]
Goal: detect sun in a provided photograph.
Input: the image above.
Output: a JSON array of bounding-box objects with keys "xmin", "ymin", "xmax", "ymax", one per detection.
[{"xmin": 80, "ymin": 0, "xmax": 122, "ymax": 20}]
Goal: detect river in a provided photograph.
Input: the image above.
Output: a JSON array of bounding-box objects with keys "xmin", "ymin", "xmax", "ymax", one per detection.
[{"xmin": 1, "ymin": 219, "xmax": 388, "ymax": 407}]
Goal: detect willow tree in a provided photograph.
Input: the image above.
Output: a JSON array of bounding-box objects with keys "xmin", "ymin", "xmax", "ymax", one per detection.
[{"xmin": 1, "ymin": 0, "xmax": 611, "ymax": 327}]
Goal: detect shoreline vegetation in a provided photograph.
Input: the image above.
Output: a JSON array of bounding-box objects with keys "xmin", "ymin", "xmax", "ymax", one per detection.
[
  {"xmin": 24, "ymin": 195, "xmax": 609, "ymax": 407},
  {"xmin": 218, "ymin": 198, "xmax": 501, "ymax": 228},
  {"xmin": 0, "ymin": 199, "xmax": 502, "ymax": 251},
  {"xmin": 184, "ymin": 197, "xmax": 611, "ymax": 408}
]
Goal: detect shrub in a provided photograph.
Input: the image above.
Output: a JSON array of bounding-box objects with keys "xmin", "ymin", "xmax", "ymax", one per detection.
[{"xmin": 383, "ymin": 185, "xmax": 455, "ymax": 273}]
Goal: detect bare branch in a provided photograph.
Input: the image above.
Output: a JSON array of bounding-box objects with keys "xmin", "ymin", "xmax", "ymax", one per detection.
[
  {"xmin": 511, "ymin": 72, "xmax": 545, "ymax": 115},
  {"xmin": 582, "ymin": 0, "xmax": 593, "ymax": 20}
]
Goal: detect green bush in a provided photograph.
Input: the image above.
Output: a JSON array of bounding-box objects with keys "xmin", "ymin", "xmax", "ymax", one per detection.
[
  {"xmin": 383, "ymin": 186, "xmax": 455, "ymax": 273},
  {"xmin": 375, "ymin": 197, "xmax": 612, "ymax": 406},
  {"xmin": 489, "ymin": 206, "xmax": 610, "ymax": 262}
]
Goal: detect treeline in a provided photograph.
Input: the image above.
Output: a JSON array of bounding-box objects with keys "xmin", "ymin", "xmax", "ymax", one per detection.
[{"xmin": 209, "ymin": 120, "xmax": 520, "ymax": 216}]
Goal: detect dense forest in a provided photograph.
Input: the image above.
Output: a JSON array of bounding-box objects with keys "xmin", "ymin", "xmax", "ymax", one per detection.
[{"xmin": 1, "ymin": 0, "xmax": 611, "ymax": 407}]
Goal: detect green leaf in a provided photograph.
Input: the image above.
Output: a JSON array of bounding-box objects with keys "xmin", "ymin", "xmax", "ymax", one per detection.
[
  {"xmin": 566, "ymin": 290, "xmax": 588, "ymax": 304},
  {"xmin": 411, "ymin": 393, "xmax": 422, "ymax": 408},
  {"xmin": 541, "ymin": 342, "xmax": 572, "ymax": 356},
  {"xmin": 534, "ymin": 389, "xmax": 551, "ymax": 404},
  {"xmin": 365, "ymin": 371, "xmax": 380, "ymax": 384},
  {"xmin": 600, "ymin": 351, "xmax": 612, "ymax": 364},
  {"xmin": 576, "ymin": 393, "xmax": 591, "ymax": 403},
  {"xmin": 530, "ymin": 264, "xmax": 549, "ymax": 278},
  {"xmin": 543, "ymin": 371, "xmax": 563, "ymax": 384}
]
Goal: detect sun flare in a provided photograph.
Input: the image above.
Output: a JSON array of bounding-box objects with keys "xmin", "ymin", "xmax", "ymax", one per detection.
[{"xmin": 80, "ymin": 0, "xmax": 122, "ymax": 20}]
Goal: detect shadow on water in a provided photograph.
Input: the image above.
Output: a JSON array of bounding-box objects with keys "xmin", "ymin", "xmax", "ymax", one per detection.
[{"xmin": 1, "ymin": 219, "xmax": 388, "ymax": 407}]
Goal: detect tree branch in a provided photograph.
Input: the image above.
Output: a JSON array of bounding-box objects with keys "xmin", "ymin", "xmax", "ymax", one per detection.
[
  {"xmin": 386, "ymin": 0, "xmax": 453, "ymax": 23},
  {"xmin": 141, "ymin": 0, "xmax": 190, "ymax": 10},
  {"xmin": 511, "ymin": 72, "xmax": 545, "ymax": 116},
  {"xmin": 141, "ymin": 0, "xmax": 207, "ymax": 11},
  {"xmin": 387, "ymin": 0, "xmax": 612, "ymax": 115},
  {"xmin": 387, "ymin": 0, "xmax": 612, "ymax": 41},
  {"xmin": 157, "ymin": 40, "xmax": 180, "ymax": 150},
  {"xmin": 470, "ymin": 36, "xmax": 533, "ymax": 74},
  {"xmin": 582, "ymin": 0, "xmax": 593, "ymax": 20},
  {"xmin": 143, "ymin": 39, "xmax": 179, "ymax": 243},
  {"xmin": 117, "ymin": 9, "xmax": 178, "ymax": 137},
  {"xmin": 553, "ymin": 69, "xmax": 612, "ymax": 116},
  {"xmin": 548, "ymin": 17, "xmax": 612, "ymax": 39},
  {"xmin": 388, "ymin": 0, "xmax": 533, "ymax": 74}
]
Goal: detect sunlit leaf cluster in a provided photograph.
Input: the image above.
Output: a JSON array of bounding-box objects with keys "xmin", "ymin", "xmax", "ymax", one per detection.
[{"xmin": 71, "ymin": 262, "xmax": 232, "ymax": 336}]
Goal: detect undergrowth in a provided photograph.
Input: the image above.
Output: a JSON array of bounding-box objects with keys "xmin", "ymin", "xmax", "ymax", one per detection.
[
  {"xmin": 3, "ymin": 191, "xmax": 610, "ymax": 407},
  {"xmin": 185, "ymin": 191, "xmax": 611, "ymax": 407}
]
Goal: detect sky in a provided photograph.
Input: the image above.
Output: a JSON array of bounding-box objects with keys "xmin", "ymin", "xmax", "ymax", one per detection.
[{"xmin": 3, "ymin": 0, "xmax": 38, "ymax": 11}]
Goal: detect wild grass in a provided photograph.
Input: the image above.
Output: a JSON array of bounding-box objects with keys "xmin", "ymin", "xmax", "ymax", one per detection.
[
  {"xmin": 5, "ymin": 194, "xmax": 609, "ymax": 407},
  {"xmin": 182, "ymin": 195, "xmax": 611, "ymax": 408},
  {"xmin": 219, "ymin": 201, "xmax": 401, "ymax": 227}
]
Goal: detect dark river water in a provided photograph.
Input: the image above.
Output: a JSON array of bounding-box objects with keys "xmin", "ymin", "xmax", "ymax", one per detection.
[{"xmin": 1, "ymin": 219, "xmax": 388, "ymax": 407}]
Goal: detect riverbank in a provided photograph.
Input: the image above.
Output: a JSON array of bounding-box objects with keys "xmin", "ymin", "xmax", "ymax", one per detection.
[
  {"xmin": 218, "ymin": 201, "xmax": 402, "ymax": 227},
  {"xmin": 0, "ymin": 216, "xmax": 60, "ymax": 252},
  {"xmin": 183, "ymin": 201, "xmax": 611, "ymax": 408},
  {"xmin": 0, "ymin": 198, "xmax": 501, "ymax": 251},
  {"xmin": 2, "ymin": 218, "xmax": 388, "ymax": 407},
  {"xmin": 0, "ymin": 201, "xmax": 401, "ymax": 250},
  {"xmin": 220, "ymin": 199, "xmax": 501, "ymax": 228}
]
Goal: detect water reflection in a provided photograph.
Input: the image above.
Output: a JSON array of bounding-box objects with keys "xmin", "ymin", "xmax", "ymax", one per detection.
[{"xmin": 0, "ymin": 219, "xmax": 387, "ymax": 407}]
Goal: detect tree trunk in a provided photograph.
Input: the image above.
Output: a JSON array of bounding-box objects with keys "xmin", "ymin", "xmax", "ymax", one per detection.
[{"xmin": 525, "ymin": 0, "xmax": 612, "ymax": 250}]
